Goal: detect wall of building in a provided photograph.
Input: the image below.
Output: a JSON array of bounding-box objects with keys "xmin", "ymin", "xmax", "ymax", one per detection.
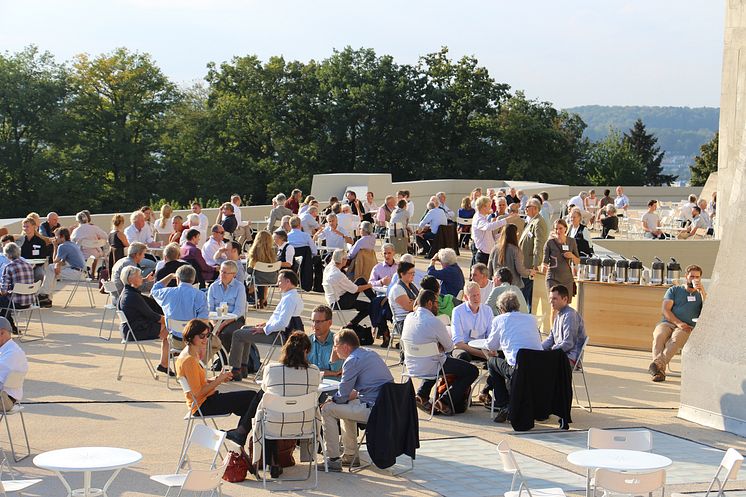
[{"xmin": 679, "ymin": 0, "xmax": 746, "ymax": 437}]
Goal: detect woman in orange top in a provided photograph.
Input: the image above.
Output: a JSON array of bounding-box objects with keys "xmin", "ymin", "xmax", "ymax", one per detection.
[{"xmin": 175, "ymin": 320, "xmax": 257, "ymax": 444}]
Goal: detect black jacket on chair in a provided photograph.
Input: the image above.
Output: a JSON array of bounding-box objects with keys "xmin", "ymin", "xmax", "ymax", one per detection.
[
  {"xmin": 366, "ymin": 380, "xmax": 419, "ymax": 469},
  {"xmin": 292, "ymin": 245, "xmax": 314, "ymax": 292},
  {"xmin": 509, "ymin": 348, "xmax": 573, "ymax": 431}
]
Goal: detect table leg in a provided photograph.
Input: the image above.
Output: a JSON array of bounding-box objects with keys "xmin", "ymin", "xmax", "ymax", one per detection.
[
  {"xmin": 55, "ymin": 470, "xmax": 74, "ymax": 497},
  {"xmin": 101, "ymin": 468, "xmax": 122, "ymax": 496},
  {"xmin": 83, "ymin": 471, "xmax": 91, "ymax": 496},
  {"xmin": 586, "ymin": 468, "xmax": 591, "ymax": 497}
]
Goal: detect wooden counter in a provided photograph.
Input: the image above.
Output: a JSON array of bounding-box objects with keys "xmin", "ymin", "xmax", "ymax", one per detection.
[{"xmin": 575, "ymin": 280, "xmax": 669, "ymax": 350}]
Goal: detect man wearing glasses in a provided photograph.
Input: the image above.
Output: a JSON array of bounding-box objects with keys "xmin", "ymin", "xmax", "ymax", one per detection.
[
  {"xmin": 308, "ymin": 305, "xmax": 342, "ymax": 378},
  {"xmin": 201, "ymin": 224, "xmax": 229, "ymax": 267},
  {"xmin": 207, "ymin": 261, "xmax": 247, "ymax": 357}
]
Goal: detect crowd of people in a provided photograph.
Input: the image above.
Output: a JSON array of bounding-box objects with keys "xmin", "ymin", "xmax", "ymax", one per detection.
[{"xmin": 0, "ymin": 182, "xmax": 708, "ymax": 477}]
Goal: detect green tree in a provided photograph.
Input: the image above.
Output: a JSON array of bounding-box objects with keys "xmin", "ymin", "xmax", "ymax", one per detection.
[
  {"xmin": 623, "ymin": 118, "xmax": 676, "ymax": 185},
  {"xmin": 583, "ymin": 129, "xmax": 646, "ymax": 185},
  {"xmin": 0, "ymin": 46, "xmax": 69, "ymax": 216},
  {"xmin": 689, "ymin": 132, "xmax": 718, "ymax": 186}
]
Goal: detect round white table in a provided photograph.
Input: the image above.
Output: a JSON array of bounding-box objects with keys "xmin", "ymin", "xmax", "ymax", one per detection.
[
  {"xmin": 208, "ymin": 311, "xmax": 238, "ymax": 330},
  {"xmin": 34, "ymin": 446, "xmax": 142, "ymax": 497},
  {"xmin": 256, "ymin": 378, "xmax": 339, "ymax": 393},
  {"xmin": 567, "ymin": 449, "xmax": 672, "ymax": 497},
  {"xmin": 468, "ymin": 338, "xmax": 492, "ymax": 360}
]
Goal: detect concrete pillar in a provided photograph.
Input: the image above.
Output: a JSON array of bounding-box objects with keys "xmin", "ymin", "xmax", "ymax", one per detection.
[{"xmin": 678, "ymin": 0, "xmax": 746, "ymax": 435}]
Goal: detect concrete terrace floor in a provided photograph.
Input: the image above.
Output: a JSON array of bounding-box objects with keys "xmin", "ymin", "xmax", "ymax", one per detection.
[{"xmin": 6, "ymin": 248, "xmax": 746, "ymax": 496}]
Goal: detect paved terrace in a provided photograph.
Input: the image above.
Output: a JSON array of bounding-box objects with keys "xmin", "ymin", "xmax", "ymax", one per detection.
[{"xmin": 6, "ymin": 248, "xmax": 746, "ymax": 496}]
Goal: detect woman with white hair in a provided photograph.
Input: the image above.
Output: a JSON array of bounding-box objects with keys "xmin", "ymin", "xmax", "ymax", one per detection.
[
  {"xmin": 180, "ymin": 213, "xmax": 205, "ymax": 248},
  {"xmin": 426, "ymin": 248, "xmax": 464, "ymax": 298},
  {"xmin": 118, "ymin": 265, "xmax": 170, "ymax": 374},
  {"xmin": 348, "ymin": 221, "xmax": 376, "ymax": 260},
  {"xmin": 71, "ymin": 210, "xmax": 108, "ymax": 274}
]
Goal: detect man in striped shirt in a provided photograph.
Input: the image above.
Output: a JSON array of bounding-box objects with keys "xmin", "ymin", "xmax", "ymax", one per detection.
[{"xmin": 0, "ymin": 243, "xmax": 35, "ymax": 333}]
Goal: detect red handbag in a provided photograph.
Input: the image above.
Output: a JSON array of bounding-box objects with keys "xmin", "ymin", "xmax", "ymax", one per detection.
[{"xmin": 222, "ymin": 448, "xmax": 252, "ymax": 482}]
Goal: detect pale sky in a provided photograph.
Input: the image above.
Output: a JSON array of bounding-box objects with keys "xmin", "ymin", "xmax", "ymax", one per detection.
[{"xmin": 0, "ymin": 0, "xmax": 724, "ymax": 108}]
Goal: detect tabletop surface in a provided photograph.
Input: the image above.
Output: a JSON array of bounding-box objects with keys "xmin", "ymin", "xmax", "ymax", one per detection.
[
  {"xmin": 208, "ymin": 311, "xmax": 238, "ymax": 320},
  {"xmin": 468, "ymin": 338, "xmax": 489, "ymax": 349},
  {"xmin": 567, "ymin": 449, "xmax": 673, "ymax": 470},
  {"xmin": 34, "ymin": 447, "xmax": 142, "ymax": 472}
]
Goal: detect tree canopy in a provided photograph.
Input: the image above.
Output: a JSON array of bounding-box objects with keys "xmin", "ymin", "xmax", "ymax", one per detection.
[{"xmin": 689, "ymin": 132, "xmax": 718, "ymax": 186}]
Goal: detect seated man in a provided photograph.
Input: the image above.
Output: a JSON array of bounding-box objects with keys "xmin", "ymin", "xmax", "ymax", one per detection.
[
  {"xmin": 123, "ymin": 210, "xmax": 159, "ymax": 273},
  {"xmin": 40, "ymin": 212, "xmax": 61, "ymax": 239},
  {"xmin": 543, "ymin": 285, "xmax": 587, "ymax": 366},
  {"xmin": 300, "ymin": 205, "xmax": 321, "ymax": 235},
  {"xmin": 348, "ymin": 221, "xmax": 376, "ymax": 261},
  {"xmin": 426, "ymin": 248, "xmax": 464, "ymax": 298},
  {"xmin": 150, "ymin": 265, "xmax": 208, "ymax": 346},
  {"xmin": 336, "ymin": 204, "xmax": 359, "ymax": 238},
  {"xmin": 154, "ymin": 242, "xmax": 188, "ymax": 286},
  {"xmin": 451, "ymin": 281, "xmax": 493, "ymax": 362},
  {"xmin": 111, "ymin": 242, "xmax": 155, "ymax": 295},
  {"xmin": 288, "ymin": 216, "xmax": 318, "ymax": 257},
  {"xmin": 180, "ymin": 228, "xmax": 217, "ymax": 284},
  {"xmin": 267, "ymin": 193, "xmax": 293, "ymax": 231},
  {"xmin": 206, "ymin": 260, "xmax": 247, "ymax": 353},
  {"xmin": 470, "ymin": 262, "xmax": 493, "ymax": 304},
  {"xmin": 678, "ymin": 206, "xmax": 709, "ymax": 239},
  {"xmin": 219, "ymin": 202, "xmax": 238, "ymax": 236},
  {"xmin": 308, "ymin": 305, "xmax": 342, "ymax": 378},
  {"xmin": 649, "ymin": 264, "xmax": 705, "ymax": 382},
  {"xmin": 416, "ymin": 201, "xmax": 448, "ymax": 255},
  {"xmin": 486, "ymin": 268, "xmax": 529, "ymax": 315},
  {"xmin": 0, "ymin": 243, "xmax": 34, "ymax": 333},
  {"xmin": 598, "ymin": 205, "xmax": 619, "ymax": 239},
  {"xmin": 322, "ymin": 329, "xmax": 394, "ymax": 471},
  {"xmin": 486, "ymin": 291, "xmax": 543, "ymax": 423},
  {"xmin": 368, "ymin": 243, "xmax": 397, "ymax": 340},
  {"xmin": 402, "ymin": 290, "xmax": 478, "ymax": 415},
  {"xmin": 313, "ymin": 213, "xmax": 352, "ymax": 251},
  {"xmin": 0, "ymin": 316, "xmax": 28, "ymax": 412},
  {"xmin": 202, "ymin": 224, "xmax": 229, "ymax": 267},
  {"xmin": 118, "ymin": 266, "xmax": 170, "ymax": 375},
  {"xmin": 642, "ymin": 199, "xmax": 667, "ymax": 239},
  {"xmin": 273, "ymin": 230, "xmax": 296, "ymax": 271},
  {"xmin": 322, "ymin": 249, "xmax": 376, "ymax": 328},
  {"xmin": 52, "ymin": 228, "xmax": 87, "ymax": 281}
]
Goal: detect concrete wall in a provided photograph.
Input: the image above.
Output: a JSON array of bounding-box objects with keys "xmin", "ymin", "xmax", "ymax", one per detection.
[
  {"xmin": 593, "ymin": 239, "xmax": 720, "ymax": 278},
  {"xmin": 570, "ymin": 186, "xmax": 703, "ymax": 208},
  {"xmin": 679, "ymin": 0, "xmax": 746, "ymax": 436}
]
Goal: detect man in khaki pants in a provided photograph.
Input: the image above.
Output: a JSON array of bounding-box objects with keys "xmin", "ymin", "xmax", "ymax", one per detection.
[
  {"xmin": 649, "ymin": 264, "xmax": 705, "ymax": 382},
  {"xmin": 0, "ymin": 317, "xmax": 28, "ymax": 411}
]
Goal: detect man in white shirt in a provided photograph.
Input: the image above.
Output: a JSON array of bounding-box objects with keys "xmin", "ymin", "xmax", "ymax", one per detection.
[
  {"xmin": 472, "ymin": 196, "xmax": 510, "ymax": 265},
  {"xmin": 614, "ymin": 186, "xmax": 630, "ymax": 213},
  {"xmin": 679, "ymin": 194, "xmax": 698, "ymax": 223},
  {"xmin": 568, "ymin": 191, "xmax": 591, "ymax": 224},
  {"xmin": 337, "ymin": 205, "xmax": 359, "ymax": 238},
  {"xmin": 642, "ymin": 200, "xmax": 666, "ymax": 239},
  {"xmin": 314, "ymin": 213, "xmax": 352, "ymax": 251},
  {"xmin": 251, "ymin": 269, "xmax": 305, "ymax": 338},
  {"xmin": 451, "ymin": 281, "xmax": 492, "ymax": 362},
  {"xmin": 273, "ymin": 230, "xmax": 296, "ymax": 270},
  {"xmin": 402, "ymin": 290, "xmax": 478, "ymax": 415},
  {"xmin": 287, "ymin": 216, "xmax": 318, "ymax": 256},
  {"xmin": 0, "ymin": 317, "xmax": 28, "ymax": 410},
  {"xmin": 322, "ymin": 249, "xmax": 375, "ymax": 327},
  {"xmin": 300, "ymin": 206, "xmax": 321, "ymax": 235},
  {"xmin": 416, "ymin": 201, "xmax": 448, "ymax": 256},
  {"xmin": 436, "ymin": 192, "xmax": 455, "ymax": 221},
  {"xmin": 678, "ymin": 206, "xmax": 709, "ymax": 239},
  {"xmin": 201, "ymin": 224, "xmax": 229, "ymax": 266},
  {"xmin": 191, "ymin": 202, "xmax": 210, "ymax": 233},
  {"xmin": 485, "ymin": 291, "xmax": 543, "ymax": 422},
  {"xmin": 124, "ymin": 211, "xmax": 159, "ymax": 247},
  {"xmin": 470, "ymin": 263, "xmax": 493, "ymax": 304},
  {"xmin": 226, "ymin": 194, "xmax": 252, "ymax": 246}
]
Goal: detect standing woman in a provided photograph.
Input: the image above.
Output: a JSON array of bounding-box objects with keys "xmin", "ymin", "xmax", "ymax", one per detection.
[
  {"xmin": 542, "ymin": 219, "xmax": 580, "ymax": 303},
  {"xmin": 176, "ymin": 320, "xmax": 257, "ymax": 446},
  {"xmin": 108, "ymin": 214, "xmax": 129, "ymax": 267},
  {"xmin": 487, "ymin": 223, "xmax": 532, "ymax": 285},
  {"xmin": 248, "ymin": 230, "xmax": 278, "ymax": 308},
  {"xmin": 154, "ymin": 204, "xmax": 174, "ymax": 234}
]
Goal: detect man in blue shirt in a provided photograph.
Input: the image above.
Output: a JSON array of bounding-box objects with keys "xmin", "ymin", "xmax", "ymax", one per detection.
[
  {"xmin": 322, "ymin": 329, "xmax": 393, "ymax": 471},
  {"xmin": 206, "ymin": 260, "xmax": 247, "ymax": 352},
  {"xmin": 308, "ymin": 305, "xmax": 342, "ymax": 377},
  {"xmin": 649, "ymin": 264, "xmax": 706, "ymax": 382},
  {"xmin": 52, "ymin": 228, "xmax": 87, "ymax": 281},
  {"xmin": 150, "ymin": 265, "xmax": 208, "ymax": 344},
  {"xmin": 287, "ymin": 216, "xmax": 317, "ymax": 256},
  {"xmin": 543, "ymin": 285, "xmax": 587, "ymax": 365}
]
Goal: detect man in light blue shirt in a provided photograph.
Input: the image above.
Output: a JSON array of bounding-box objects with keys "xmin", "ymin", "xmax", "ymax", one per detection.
[
  {"xmin": 322, "ymin": 329, "xmax": 393, "ymax": 471},
  {"xmin": 300, "ymin": 206, "xmax": 321, "ymax": 235},
  {"xmin": 486, "ymin": 290, "xmax": 542, "ymax": 423},
  {"xmin": 348, "ymin": 221, "xmax": 376, "ymax": 260},
  {"xmin": 207, "ymin": 260, "xmax": 247, "ymax": 352},
  {"xmin": 251, "ymin": 270, "xmax": 304, "ymax": 337},
  {"xmin": 308, "ymin": 305, "xmax": 342, "ymax": 376},
  {"xmin": 150, "ymin": 265, "xmax": 208, "ymax": 340},
  {"xmin": 416, "ymin": 201, "xmax": 448, "ymax": 255},
  {"xmin": 52, "ymin": 228, "xmax": 87, "ymax": 281},
  {"xmin": 287, "ymin": 216, "xmax": 317, "ymax": 256},
  {"xmin": 543, "ymin": 284, "xmax": 587, "ymax": 365},
  {"xmin": 313, "ymin": 213, "xmax": 351, "ymax": 251},
  {"xmin": 451, "ymin": 281, "xmax": 493, "ymax": 362}
]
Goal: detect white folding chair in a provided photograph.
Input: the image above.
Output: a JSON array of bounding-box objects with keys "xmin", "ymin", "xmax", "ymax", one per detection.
[
  {"xmin": 672, "ymin": 448, "xmax": 743, "ymax": 497},
  {"xmin": 399, "ymin": 340, "xmax": 455, "ymax": 420},
  {"xmin": 457, "ymin": 216, "xmax": 473, "ymax": 247},
  {"xmin": 498, "ymin": 440, "xmax": 566, "ymax": 497},
  {"xmin": 62, "ymin": 255, "xmax": 96, "ymax": 309},
  {"xmin": 254, "ymin": 331, "xmax": 286, "ymax": 382},
  {"xmin": 0, "ymin": 372, "xmax": 30, "ymax": 463},
  {"xmin": 115, "ymin": 310, "xmax": 159, "ymax": 381},
  {"xmin": 322, "ymin": 285, "xmax": 349, "ymax": 326},
  {"xmin": 258, "ymin": 391, "xmax": 324, "ymax": 490},
  {"xmin": 98, "ymin": 280, "xmax": 119, "ymax": 341},
  {"xmin": 385, "ymin": 320, "xmax": 403, "ymax": 364},
  {"xmin": 572, "ymin": 336, "xmax": 592, "ymax": 412},
  {"xmin": 2, "ymin": 281, "xmax": 45, "ymax": 342},
  {"xmin": 247, "ymin": 262, "xmax": 281, "ymax": 309},
  {"xmin": 587, "ymin": 428, "xmax": 653, "ymax": 496},
  {"xmin": 151, "ymin": 424, "xmax": 228, "ymax": 496},
  {"xmin": 0, "ymin": 448, "xmax": 41, "ymax": 496},
  {"xmin": 594, "ymin": 468, "xmax": 665, "ymax": 497},
  {"xmin": 176, "ymin": 377, "xmax": 231, "ymax": 469},
  {"xmin": 165, "ymin": 319, "xmax": 190, "ymax": 390}
]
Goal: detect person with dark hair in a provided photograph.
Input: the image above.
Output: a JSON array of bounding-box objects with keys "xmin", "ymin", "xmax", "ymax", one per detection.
[
  {"xmin": 401, "ymin": 290, "xmax": 478, "ymax": 415},
  {"xmin": 543, "ymin": 285, "xmax": 587, "ymax": 366},
  {"xmin": 175, "ymin": 320, "xmax": 257, "ymax": 446},
  {"xmin": 486, "ymin": 267, "xmax": 529, "ymax": 315},
  {"xmin": 599, "ymin": 189, "xmax": 613, "ymax": 209},
  {"xmin": 678, "ymin": 206, "xmax": 709, "ymax": 239},
  {"xmin": 542, "ymin": 219, "xmax": 579, "ymax": 303},
  {"xmin": 388, "ymin": 261, "xmax": 419, "ymax": 343},
  {"xmin": 309, "ymin": 305, "xmax": 342, "ymax": 377},
  {"xmin": 180, "ymin": 228, "xmax": 217, "ymax": 283},
  {"xmin": 419, "ymin": 275, "xmax": 457, "ymax": 317},
  {"xmin": 0, "ymin": 243, "xmax": 35, "ymax": 332},
  {"xmin": 53, "ymin": 227, "xmax": 86, "ymax": 280},
  {"xmin": 322, "ymin": 329, "xmax": 393, "ymax": 471}
]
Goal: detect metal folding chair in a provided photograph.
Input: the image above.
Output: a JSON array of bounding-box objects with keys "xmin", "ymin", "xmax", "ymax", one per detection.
[
  {"xmin": 98, "ymin": 280, "xmax": 119, "ymax": 341},
  {"xmin": 399, "ymin": 340, "xmax": 455, "ymax": 420},
  {"xmin": 0, "ymin": 372, "xmax": 30, "ymax": 462},
  {"xmin": 115, "ymin": 310, "xmax": 159, "ymax": 381},
  {"xmin": 63, "ymin": 255, "xmax": 96, "ymax": 309},
  {"xmin": 2, "ymin": 281, "xmax": 45, "ymax": 342},
  {"xmin": 572, "ymin": 336, "xmax": 592, "ymax": 412}
]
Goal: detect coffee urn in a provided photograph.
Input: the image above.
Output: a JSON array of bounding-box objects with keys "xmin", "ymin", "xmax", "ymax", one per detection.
[
  {"xmin": 587, "ymin": 256, "xmax": 601, "ymax": 281},
  {"xmin": 666, "ymin": 258, "xmax": 682, "ymax": 285},
  {"xmin": 601, "ymin": 257, "xmax": 616, "ymax": 283},
  {"xmin": 628, "ymin": 257, "xmax": 643, "ymax": 284},
  {"xmin": 577, "ymin": 256, "xmax": 589, "ymax": 281},
  {"xmin": 651, "ymin": 257, "xmax": 664, "ymax": 285},
  {"xmin": 615, "ymin": 256, "xmax": 629, "ymax": 283}
]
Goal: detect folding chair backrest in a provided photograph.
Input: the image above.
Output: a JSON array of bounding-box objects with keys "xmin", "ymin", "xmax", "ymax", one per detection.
[
  {"xmin": 709, "ymin": 448, "xmax": 745, "ymax": 496},
  {"xmin": 167, "ymin": 318, "xmax": 189, "ymax": 335},
  {"xmin": 254, "ymin": 261, "xmax": 282, "ymax": 273},
  {"xmin": 3, "ymin": 370, "xmax": 25, "ymax": 391},
  {"xmin": 189, "ymin": 424, "xmax": 226, "ymax": 454},
  {"xmin": 574, "ymin": 336, "xmax": 590, "ymax": 372},
  {"xmin": 588, "ymin": 428, "xmax": 652, "ymax": 451},
  {"xmin": 102, "ymin": 280, "xmax": 119, "ymax": 295},
  {"xmin": 182, "ymin": 455, "xmax": 230, "ymax": 492},
  {"xmin": 261, "ymin": 392, "xmax": 318, "ymax": 415},
  {"xmin": 457, "ymin": 217, "xmax": 473, "ymax": 226},
  {"xmin": 595, "ymin": 468, "xmax": 665, "ymax": 494},
  {"xmin": 10, "ymin": 281, "xmax": 41, "ymax": 296},
  {"xmin": 497, "ymin": 440, "xmax": 519, "ymax": 473},
  {"xmin": 400, "ymin": 340, "xmax": 440, "ymax": 358},
  {"xmin": 85, "ymin": 255, "xmax": 96, "ymax": 272}
]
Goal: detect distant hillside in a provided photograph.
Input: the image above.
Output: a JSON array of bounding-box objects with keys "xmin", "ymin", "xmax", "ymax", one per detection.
[{"xmin": 564, "ymin": 106, "xmax": 719, "ymax": 183}]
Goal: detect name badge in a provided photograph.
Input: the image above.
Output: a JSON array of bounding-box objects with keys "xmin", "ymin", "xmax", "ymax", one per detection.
[
  {"xmin": 562, "ymin": 244, "xmax": 569, "ymax": 251},
  {"xmin": 687, "ymin": 296, "xmax": 696, "ymax": 302},
  {"xmin": 527, "ymin": 232, "xmax": 534, "ymax": 238},
  {"xmin": 469, "ymin": 329, "xmax": 481, "ymax": 339}
]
